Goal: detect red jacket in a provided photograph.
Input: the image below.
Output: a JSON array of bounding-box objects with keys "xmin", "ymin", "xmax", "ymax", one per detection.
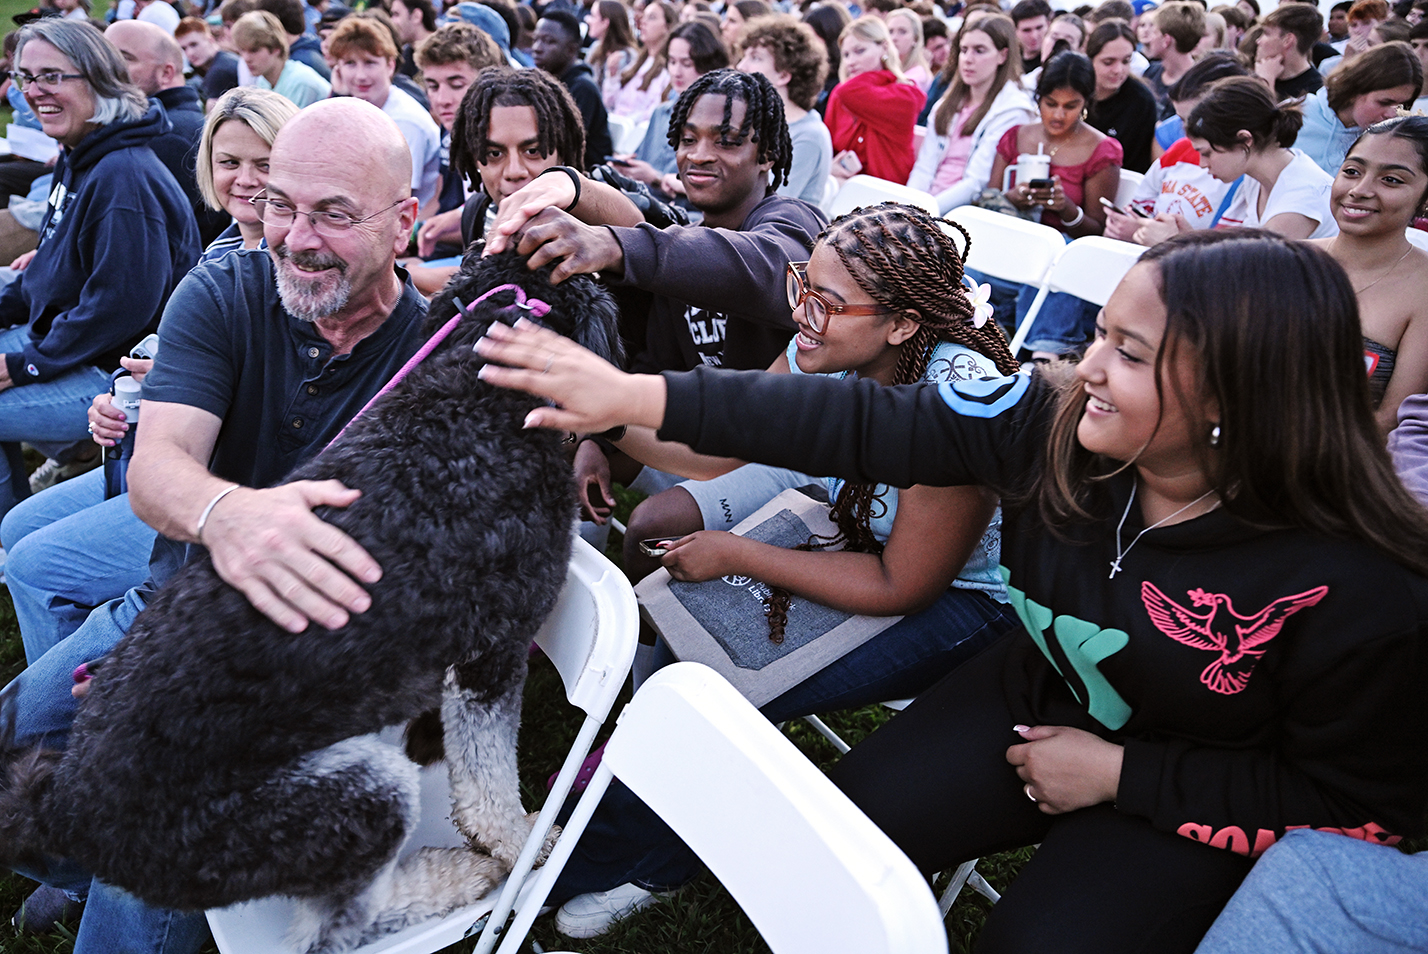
[{"xmin": 824, "ymin": 70, "xmax": 926, "ymax": 184}]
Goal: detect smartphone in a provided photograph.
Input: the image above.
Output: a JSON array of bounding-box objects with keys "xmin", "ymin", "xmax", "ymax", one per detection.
[
  {"xmin": 610, "ymin": 157, "xmax": 634, "ymax": 166},
  {"xmin": 1027, "ymin": 178, "xmax": 1055, "ymax": 191},
  {"xmin": 638, "ymin": 538, "xmax": 672, "ymax": 558},
  {"xmin": 1099, "ymin": 196, "xmax": 1152, "ymax": 219}
]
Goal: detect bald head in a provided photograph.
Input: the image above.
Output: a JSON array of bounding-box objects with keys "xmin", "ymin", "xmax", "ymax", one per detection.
[
  {"xmin": 107, "ymin": 20, "xmax": 186, "ymax": 94},
  {"xmin": 270, "ymin": 98, "xmax": 413, "ymax": 204}
]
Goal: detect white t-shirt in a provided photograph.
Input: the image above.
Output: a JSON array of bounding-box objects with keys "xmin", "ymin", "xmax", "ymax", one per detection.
[
  {"xmin": 1131, "ymin": 138, "xmax": 1227, "ymax": 231},
  {"xmin": 1215, "ymin": 149, "xmax": 1338, "ymax": 239},
  {"xmin": 381, "ymin": 85, "xmax": 442, "ymax": 207},
  {"xmin": 136, "ymin": 0, "xmax": 180, "ymax": 33}
]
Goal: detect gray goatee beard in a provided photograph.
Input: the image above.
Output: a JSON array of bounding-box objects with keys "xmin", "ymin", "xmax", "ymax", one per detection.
[{"xmin": 273, "ymin": 247, "xmax": 352, "ymax": 323}]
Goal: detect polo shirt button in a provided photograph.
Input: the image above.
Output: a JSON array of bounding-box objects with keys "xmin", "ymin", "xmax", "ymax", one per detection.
[
  {"xmin": 307, "ymin": 385, "xmax": 319, "ymax": 395},
  {"xmin": 308, "ymin": 347, "xmax": 320, "ymax": 358},
  {"xmin": 292, "ymin": 418, "xmax": 303, "ymax": 429}
]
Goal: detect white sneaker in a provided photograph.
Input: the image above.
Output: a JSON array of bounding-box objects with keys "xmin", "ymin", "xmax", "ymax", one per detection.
[
  {"xmin": 27, "ymin": 453, "xmax": 101, "ymax": 494},
  {"xmin": 554, "ymin": 883, "xmax": 670, "ymax": 938}
]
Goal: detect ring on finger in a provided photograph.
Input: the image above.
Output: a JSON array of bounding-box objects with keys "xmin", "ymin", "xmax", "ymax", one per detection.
[
  {"xmin": 543, "ymin": 354, "xmax": 555, "ymax": 374},
  {"xmin": 87, "ymin": 422, "xmax": 94, "ymax": 435},
  {"xmin": 1024, "ymin": 784, "xmax": 1037, "ymax": 803}
]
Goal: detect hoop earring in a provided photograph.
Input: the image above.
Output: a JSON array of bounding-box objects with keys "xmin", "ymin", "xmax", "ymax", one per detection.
[{"xmin": 1209, "ymin": 424, "xmax": 1222, "ymax": 448}]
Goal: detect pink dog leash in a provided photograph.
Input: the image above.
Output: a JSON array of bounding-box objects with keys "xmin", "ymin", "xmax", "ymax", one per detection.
[{"xmin": 325, "ymin": 283, "xmax": 551, "ymax": 451}]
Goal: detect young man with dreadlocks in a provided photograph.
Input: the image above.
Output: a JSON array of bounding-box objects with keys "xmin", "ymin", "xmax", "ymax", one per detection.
[
  {"xmin": 450, "ymin": 66, "xmax": 686, "ymax": 258},
  {"xmin": 526, "ymin": 203, "xmax": 1023, "ymax": 940},
  {"xmin": 491, "ymin": 70, "xmax": 826, "ymax": 549}
]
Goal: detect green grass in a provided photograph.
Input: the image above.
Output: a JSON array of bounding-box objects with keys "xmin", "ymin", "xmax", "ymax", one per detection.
[{"xmin": 0, "ymin": 480, "xmax": 1027, "ymax": 953}]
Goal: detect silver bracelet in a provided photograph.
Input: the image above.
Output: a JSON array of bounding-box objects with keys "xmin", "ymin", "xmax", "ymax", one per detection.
[
  {"xmin": 1062, "ymin": 204, "xmax": 1085, "ymax": 228},
  {"xmin": 196, "ymin": 484, "xmax": 241, "ymax": 543}
]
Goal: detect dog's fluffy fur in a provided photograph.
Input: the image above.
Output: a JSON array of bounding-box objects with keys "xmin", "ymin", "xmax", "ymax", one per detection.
[{"xmin": 0, "ymin": 250, "xmax": 621, "ymax": 952}]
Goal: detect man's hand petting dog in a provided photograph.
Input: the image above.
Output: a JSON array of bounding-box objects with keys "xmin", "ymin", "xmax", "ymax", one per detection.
[
  {"xmin": 499, "ymin": 208, "xmax": 624, "ymax": 284},
  {"xmin": 201, "ymin": 481, "xmax": 383, "ymax": 634},
  {"xmin": 477, "ymin": 319, "xmax": 667, "ymax": 434}
]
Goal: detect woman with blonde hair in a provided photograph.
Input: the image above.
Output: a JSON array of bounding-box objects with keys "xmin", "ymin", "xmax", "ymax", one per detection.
[
  {"xmin": 195, "ymin": 86, "xmax": 299, "ymax": 261},
  {"xmin": 886, "ymin": 7, "xmax": 932, "ymax": 92},
  {"xmin": 909, "ymin": 13, "xmax": 1035, "ymax": 213},
  {"xmin": 825, "ymin": 15, "xmax": 925, "ymax": 183}
]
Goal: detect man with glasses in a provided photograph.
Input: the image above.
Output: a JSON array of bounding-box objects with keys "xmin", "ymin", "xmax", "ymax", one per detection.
[{"xmin": 0, "ymin": 97, "xmax": 428, "ymax": 954}]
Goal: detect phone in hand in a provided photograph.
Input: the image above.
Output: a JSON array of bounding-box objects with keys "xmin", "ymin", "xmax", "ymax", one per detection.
[
  {"xmin": 638, "ymin": 538, "xmax": 673, "ymax": 558},
  {"xmin": 1099, "ymin": 196, "xmax": 1151, "ymax": 219},
  {"xmin": 610, "ymin": 157, "xmax": 634, "ymax": 166},
  {"xmin": 1027, "ymin": 178, "xmax": 1055, "ymax": 191}
]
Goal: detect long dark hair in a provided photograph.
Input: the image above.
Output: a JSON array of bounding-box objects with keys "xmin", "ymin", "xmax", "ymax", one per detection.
[
  {"xmin": 1038, "ymin": 229, "xmax": 1428, "ymax": 578},
  {"xmin": 588, "ymin": 0, "xmax": 636, "ymax": 76},
  {"xmin": 764, "ymin": 202, "xmax": 1020, "ymax": 638},
  {"xmin": 1185, "ymin": 75, "xmax": 1302, "ymax": 150},
  {"xmin": 1346, "ymin": 115, "xmax": 1428, "ymax": 215}
]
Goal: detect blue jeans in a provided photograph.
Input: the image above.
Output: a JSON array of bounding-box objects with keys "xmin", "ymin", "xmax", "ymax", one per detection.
[
  {"xmin": 0, "ymin": 325, "xmax": 112, "ymax": 522},
  {"xmin": 2, "ymin": 585, "xmax": 210, "ymax": 953},
  {"xmin": 1, "ymin": 467, "xmax": 157, "ymax": 663},
  {"xmin": 1194, "ymin": 830, "xmax": 1428, "ymax": 954},
  {"xmin": 547, "ymin": 587, "xmax": 1021, "ymax": 904}
]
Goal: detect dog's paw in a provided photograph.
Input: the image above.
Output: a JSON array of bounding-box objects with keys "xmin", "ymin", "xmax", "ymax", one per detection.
[{"xmin": 532, "ymin": 818, "xmax": 561, "ymax": 868}]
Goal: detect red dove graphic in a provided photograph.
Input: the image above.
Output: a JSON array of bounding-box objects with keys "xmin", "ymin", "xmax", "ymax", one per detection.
[{"xmin": 1140, "ymin": 582, "xmax": 1329, "ymax": 695}]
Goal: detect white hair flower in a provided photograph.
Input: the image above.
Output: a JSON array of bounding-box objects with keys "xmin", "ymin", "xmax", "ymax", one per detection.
[{"xmin": 966, "ymin": 280, "xmax": 993, "ymax": 330}]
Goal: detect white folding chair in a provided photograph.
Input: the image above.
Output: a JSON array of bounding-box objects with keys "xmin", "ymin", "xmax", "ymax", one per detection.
[
  {"xmin": 616, "ymin": 119, "xmax": 648, "ymax": 156},
  {"xmin": 605, "ymin": 115, "xmax": 634, "ymax": 155},
  {"xmin": 1115, "ymin": 169, "xmax": 1144, "ymax": 210},
  {"xmin": 1406, "ymin": 227, "xmax": 1428, "ymax": 251},
  {"xmin": 1008, "ymin": 236, "xmax": 1147, "ymax": 354},
  {"xmin": 820, "ymin": 174, "xmax": 840, "ymax": 215},
  {"xmin": 828, "ymin": 173, "xmax": 941, "ymax": 220},
  {"xmin": 944, "ymin": 205, "xmax": 1065, "ymax": 289},
  {"xmin": 519, "ymin": 663, "xmax": 951, "ymax": 954},
  {"xmin": 800, "ymin": 700, "xmax": 1002, "ymax": 912},
  {"xmin": 205, "ymin": 534, "xmax": 639, "ymax": 954}
]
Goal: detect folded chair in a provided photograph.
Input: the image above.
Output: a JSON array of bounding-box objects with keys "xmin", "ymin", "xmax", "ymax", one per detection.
[
  {"xmin": 205, "ymin": 534, "xmax": 639, "ymax": 954},
  {"xmin": 514, "ymin": 662, "xmax": 950, "ymax": 954}
]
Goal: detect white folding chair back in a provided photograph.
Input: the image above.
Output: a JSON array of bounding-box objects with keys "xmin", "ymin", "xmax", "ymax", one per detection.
[
  {"xmin": 820, "ymin": 174, "xmax": 840, "ymax": 215},
  {"xmin": 1115, "ymin": 169, "xmax": 1144, "ymax": 210},
  {"xmin": 828, "ymin": 174, "xmax": 941, "ymax": 220},
  {"xmin": 1406, "ymin": 227, "xmax": 1428, "ymax": 251},
  {"xmin": 944, "ymin": 206, "xmax": 1065, "ymax": 288},
  {"xmin": 519, "ymin": 663, "xmax": 950, "ymax": 954},
  {"xmin": 206, "ymin": 535, "xmax": 639, "ymax": 954},
  {"xmin": 1008, "ymin": 236, "xmax": 1147, "ymax": 354},
  {"xmin": 605, "ymin": 115, "xmax": 634, "ymax": 155}
]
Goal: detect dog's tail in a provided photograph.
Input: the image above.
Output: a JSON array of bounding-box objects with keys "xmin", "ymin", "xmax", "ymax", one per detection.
[{"xmin": 0, "ymin": 682, "xmax": 63, "ymax": 873}]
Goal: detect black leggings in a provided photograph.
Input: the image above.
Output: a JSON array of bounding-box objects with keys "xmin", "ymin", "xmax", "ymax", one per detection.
[{"xmin": 827, "ymin": 634, "xmax": 1254, "ymax": 954}]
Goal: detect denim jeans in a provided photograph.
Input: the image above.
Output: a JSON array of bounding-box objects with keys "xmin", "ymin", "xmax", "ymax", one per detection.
[
  {"xmin": 0, "ymin": 325, "xmax": 112, "ymax": 522},
  {"xmin": 1194, "ymin": 830, "xmax": 1428, "ymax": 954},
  {"xmin": 1, "ymin": 585, "xmax": 209, "ymax": 953},
  {"xmin": 547, "ymin": 587, "xmax": 1022, "ymax": 905},
  {"xmin": 0, "ymin": 468, "xmax": 156, "ymax": 663}
]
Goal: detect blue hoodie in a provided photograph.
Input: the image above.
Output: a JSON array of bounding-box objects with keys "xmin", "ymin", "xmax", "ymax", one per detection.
[
  {"xmin": 0, "ymin": 103, "xmax": 200, "ymax": 386},
  {"xmin": 1296, "ymin": 88, "xmax": 1361, "ymax": 176}
]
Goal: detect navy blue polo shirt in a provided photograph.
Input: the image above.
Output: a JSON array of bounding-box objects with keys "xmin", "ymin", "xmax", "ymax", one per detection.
[{"xmin": 140, "ymin": 248, "xmax": 429, "ymax": 586}]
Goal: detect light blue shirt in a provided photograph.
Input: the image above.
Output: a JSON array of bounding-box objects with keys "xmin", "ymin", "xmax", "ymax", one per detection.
[{"xmin": 1295, "ymin": 88, "xmax": 1361, "ymax": 176}]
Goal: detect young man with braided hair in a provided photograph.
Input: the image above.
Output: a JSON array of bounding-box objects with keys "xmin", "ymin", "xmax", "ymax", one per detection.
[{"xmin": 492, "ymin": 68, "xmax": 825, "ymax": 546}]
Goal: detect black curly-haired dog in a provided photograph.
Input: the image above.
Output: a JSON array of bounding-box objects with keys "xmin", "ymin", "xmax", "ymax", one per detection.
[{"xmin": 0, "ymin": 249, "xmax": 621, "ymax": 952}]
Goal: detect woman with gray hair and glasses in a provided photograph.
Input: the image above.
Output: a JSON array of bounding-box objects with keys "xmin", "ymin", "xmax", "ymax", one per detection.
[{"xmin": 0, "ymin": 18, "xmax": 199, "ymax": 529}]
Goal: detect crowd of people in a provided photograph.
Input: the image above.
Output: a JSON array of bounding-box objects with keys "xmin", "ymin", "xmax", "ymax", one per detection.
[{"xmin": 0, "ymin": 0, "xmax": 1424, "ymax": 952}]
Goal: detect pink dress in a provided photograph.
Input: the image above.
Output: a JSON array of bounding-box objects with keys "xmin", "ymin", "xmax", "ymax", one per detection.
[{"xmin": 996, "ymin": 126, "xmax": 1123, "ymax": 233}]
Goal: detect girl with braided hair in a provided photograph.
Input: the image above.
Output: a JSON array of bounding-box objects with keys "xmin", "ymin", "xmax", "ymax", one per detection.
[{"xmin": 522, "ymin": 201, "xmax": 1025, "ymax": 939}]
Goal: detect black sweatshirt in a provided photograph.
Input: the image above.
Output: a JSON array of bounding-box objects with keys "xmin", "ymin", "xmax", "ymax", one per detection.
[
  {"xmin": 658, "ymin": 368, "xmax": 1428, "ymax": 857},
  {"xmin": 613, "ymin": 194, "xmax": 825, "ymax": 374}
]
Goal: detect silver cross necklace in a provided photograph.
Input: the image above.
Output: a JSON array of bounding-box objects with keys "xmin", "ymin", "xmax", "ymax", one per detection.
[{"xmin": 1109, "ymin": 479, "xmax": 1221, "ymax": 580}]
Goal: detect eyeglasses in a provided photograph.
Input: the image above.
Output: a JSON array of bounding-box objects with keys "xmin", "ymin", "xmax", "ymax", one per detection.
[
  {"xmin": 785, "ymin": 262, "xmax": 891, "ymax": 334},
  {"xmin": 8, "ymin": 69, "xmax": 86, "ymax": 92},
  {"xmin": 250, "ymin": 191, "xmax": 406, "ymax": 237}
]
